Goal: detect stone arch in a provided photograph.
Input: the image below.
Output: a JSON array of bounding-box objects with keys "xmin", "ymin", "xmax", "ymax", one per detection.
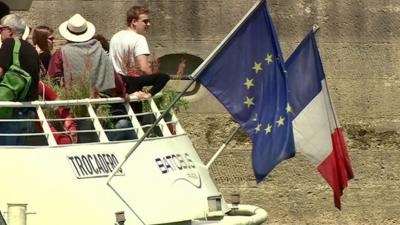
[
  {"xmin": 158, "ymin": 53, "xmax": 203, "ymax": 78},
  {"xmin": 158, "ymin": 53, "xmax": 204, "ymax": 97}
]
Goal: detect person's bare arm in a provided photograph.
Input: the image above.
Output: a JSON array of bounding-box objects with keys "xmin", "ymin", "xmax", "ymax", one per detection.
[
  {"xmin": 0, "ymin": 67, "xmax": 4, "ymax": 77},
  {"xmin": 136, "ymin": 54, "xmax": 152, "ymax": 75}
]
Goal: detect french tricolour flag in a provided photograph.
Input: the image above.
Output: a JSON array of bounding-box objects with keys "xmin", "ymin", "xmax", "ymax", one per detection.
[{"xmin": 286, "ymin": 31, "xmax": 354, "ymax": 209}]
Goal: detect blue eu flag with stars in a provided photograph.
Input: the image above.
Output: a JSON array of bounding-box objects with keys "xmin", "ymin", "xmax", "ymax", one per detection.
[{"xmin": 195, "ymin": 0, "xmax": 295, "ymax": 182}]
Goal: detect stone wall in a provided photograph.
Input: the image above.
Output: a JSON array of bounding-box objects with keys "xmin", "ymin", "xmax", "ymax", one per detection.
[
  {"xmin": 17, "ymin": 0, "xmax": 400, "ymax": 130},
  {"xmin": 179, "ymin": 113, "xmax": 400, "ymax": 225},
  {"xmin": 271, "ymin": 1, "xmax": 400, "ymax": 131},
  {"xmin": 13, "ymin": 1, "xmax": 400, "ymax": 224}
]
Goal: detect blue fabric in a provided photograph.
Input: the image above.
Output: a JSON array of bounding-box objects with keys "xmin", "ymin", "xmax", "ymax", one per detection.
[
  {"xmin": 0, "ymin": 108, "xmax": 36, "ymax": 145},
  {"xmin": 196, "ymin": 0, "xmax": 294, "ymax": 182},
  {"xmin": 106, "ymin": 119, "xmax": 137, "ymax": 141},
  {"xmin": 286, "ymin": 31, "xmax": 324, "ymax": 118}
]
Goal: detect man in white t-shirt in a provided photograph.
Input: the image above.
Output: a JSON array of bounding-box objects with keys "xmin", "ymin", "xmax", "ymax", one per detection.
[{"xmin": 110, "ymin": 6, "xmax": 169, "ymax": 114}]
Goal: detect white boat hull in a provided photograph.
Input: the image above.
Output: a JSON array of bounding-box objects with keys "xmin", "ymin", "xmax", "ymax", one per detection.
[
  {"xmin": 0, "ymin": 97, "xmax": 267, "ymax": 225},
  {"xmin": 0, "ymin": 135, "xmax": 226, "ymax": 225}
]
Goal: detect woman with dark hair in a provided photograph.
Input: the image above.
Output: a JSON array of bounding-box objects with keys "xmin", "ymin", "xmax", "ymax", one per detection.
[
  {"xmin": 93, "ymin": 33, "xmax": 109, "ymax": 53},
  {"xmin": 32, "ymin": 25, "xmax": 54, "ymax": 71},
  {"xmin": 32, "ymin": 25, "xmax": 76, "ymax": 144}
]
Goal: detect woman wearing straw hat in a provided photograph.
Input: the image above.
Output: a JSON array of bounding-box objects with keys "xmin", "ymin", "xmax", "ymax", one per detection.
[
  {"xmin": 46, "ymin": 14, "xmax": 120, "ymax": 143},
  {"xmin": 48, "ymin": 14, "xmax": 138, "ymax": 142},
  {"xmin": 47, "ymin": 13, "xmax": 115, "ymax": 94}
]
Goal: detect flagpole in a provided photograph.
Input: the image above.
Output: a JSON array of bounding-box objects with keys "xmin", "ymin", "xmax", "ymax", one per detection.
[
  {"xmin": 206, "ymin": 126, "xmax": 240, "ymax": 168},
  {"xmin": 107, "ymin": 0, "xmax": 265, "ymax": 185},
  {"xmin": 312, "ymin": 24, "xmax": 320, "ymax": 33},
  {"xmin": 190, "ymin": 0, "xmax": 265, "ymax": 80},
  {"xmin": 311, "ymin": 24, "xmax": 341, "ymax": 128},
  {"xmin": 321, "ymin": 69, "xmax": 341, "ymax": 127}
]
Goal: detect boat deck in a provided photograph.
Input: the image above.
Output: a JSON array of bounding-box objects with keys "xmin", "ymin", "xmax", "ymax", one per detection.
[{"xmin": 0, "ymin": 94, "xmax": 183, "ymax": 146}]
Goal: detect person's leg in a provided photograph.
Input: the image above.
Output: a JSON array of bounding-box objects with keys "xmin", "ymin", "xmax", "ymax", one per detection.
[
  {"xmin": 116, "ymin": 119, "xmax": 137, "ymax": 140},
  {"xmin": 0, "ymin": 108, "xmax": 36, "ymax": 146},
  {"xmin": 120, "ymin": 75, "xmax": 144, "ymax": 115},
  {"xmin": 15, "ymin": 108, "xmax": 36, "ymax": 145},
  {"xmin": 121, "ymin": 75, "xmax": 142, "ymax": 94},
  {"xmin": 107, "ymin": 119, "xmax": 137, "ymax": 141},
  {"xmin": 0, "ymin": 120, "xmax": 17, "ymax": 145},
  {"xmin": 148, "ymin": 73, "xmax": 170, "ymax": 96},
  {"xmin": 129, "ymin": 73, "xmax": 170, "ymax": 96}
]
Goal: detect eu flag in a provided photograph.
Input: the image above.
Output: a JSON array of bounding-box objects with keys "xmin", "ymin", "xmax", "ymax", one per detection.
[{"xmin": 195, "ymin": 0, "xmax": 295, "ymax": 182}]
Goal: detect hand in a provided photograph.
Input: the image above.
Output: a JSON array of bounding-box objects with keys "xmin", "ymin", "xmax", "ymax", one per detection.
[
  {"xmin": 129, "ymin": 91, "xmax": 152, "ymax": 100},
  {"xmin": 123, "ymin": 93, "xmax": 130, "ymax": 103},
  {"xmin": 140, "ymin": 92, "xmax": 152, "ymax": 99}
]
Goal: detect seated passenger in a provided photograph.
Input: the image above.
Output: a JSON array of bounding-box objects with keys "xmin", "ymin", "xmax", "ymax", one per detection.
[
  {"xmin": 46, "ymin": 14, "xmax": 116, "ymax": 143},
  {"xmin": 109, "ymin": 6, "xmax": 170, "ymax": 116},
  {"xmin": 94, "ymin": 34, "xmax": 137, "ymax": 141}
]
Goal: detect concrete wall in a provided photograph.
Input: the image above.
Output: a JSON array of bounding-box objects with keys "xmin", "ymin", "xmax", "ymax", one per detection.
[
  {"xmin": 16, "ymin": 0, "xmax": 399, "ymax": 130},
  {"xmin": 179, "ymin": 113, "xmax": 400, "ymax": 225},
  {"xmin": 272, "ymin": 0, "xmax": 400, "ymax": 131}
]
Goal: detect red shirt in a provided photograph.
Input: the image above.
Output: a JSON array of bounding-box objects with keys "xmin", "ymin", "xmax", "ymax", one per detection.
[{"xmin": 47, "ymin": 48, "xmax": 63, "ymax": 79}]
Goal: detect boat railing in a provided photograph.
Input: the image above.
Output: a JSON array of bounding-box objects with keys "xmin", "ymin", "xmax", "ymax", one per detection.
[{"xmin": 0, "ymin": 94, "xmax": 184, "ymax": 147}]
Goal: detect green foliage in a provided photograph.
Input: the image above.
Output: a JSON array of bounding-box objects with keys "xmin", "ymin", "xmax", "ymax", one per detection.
[
  {"xmin": 155, "ymin": 88, "xmax": 189, "ymax": 113},
  {"xmin": 143, "ymin": 87, "xmax": 188, "ymax": 114},
  {"xmin": 41, "ymin": 77, "xmax": 111, "ymax": 119},
  {"xmin": 95, "ymin": 104, "xmax": 113, "ymax": 128},
  {"xmin": 63, "ymin": 75, "xmax": 93, "ymax": 100},
  {"xmin": 41, "ymin": 77, "xmax": 64, "ymax": 97}
]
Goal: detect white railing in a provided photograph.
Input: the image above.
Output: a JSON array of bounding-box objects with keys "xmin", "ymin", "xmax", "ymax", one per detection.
[{"xmin": 0, "ymin": 94, "xmax": 183, "ymax": 147}]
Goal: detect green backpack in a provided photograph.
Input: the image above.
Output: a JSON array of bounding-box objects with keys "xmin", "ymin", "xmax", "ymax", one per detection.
[{"xmin": 0, "ymin": 39, "xmax": 32, "ymax": 117}]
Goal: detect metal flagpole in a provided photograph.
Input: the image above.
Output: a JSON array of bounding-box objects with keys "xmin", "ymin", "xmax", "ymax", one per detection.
[
  {"xmin": 107, "ymin": 0, "xmax": 266, "ymax": 185},
  {"xmin": 206, "ymin": 126, "xmax": 240, "ymax": 168},
  {"xmin": 312, "ymin": 24, "xmax": 320, "ymax": 33},
  {"xmin": 201, "ymin": 0, "xmax": 265, "ymax": 169},
  {"xmin": 311, "ymin": 24, "xmax": 341, "ymax": 128}
]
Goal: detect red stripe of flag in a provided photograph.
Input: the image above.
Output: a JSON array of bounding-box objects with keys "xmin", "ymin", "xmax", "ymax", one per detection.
[{"xmin": 317, "ymin": 127, "xmax": 354, "ymax": 209}]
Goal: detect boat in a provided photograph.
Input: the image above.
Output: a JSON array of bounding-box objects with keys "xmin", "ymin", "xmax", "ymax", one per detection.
[{"xmin": 0, "ymin": 95, "xmax": 267, "ymax": 225}]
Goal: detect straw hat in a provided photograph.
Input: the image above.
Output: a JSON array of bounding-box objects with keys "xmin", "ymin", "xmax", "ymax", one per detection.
[{"xmin": 58, "ymin": 14, "xmax": 95, "ymax": 42}]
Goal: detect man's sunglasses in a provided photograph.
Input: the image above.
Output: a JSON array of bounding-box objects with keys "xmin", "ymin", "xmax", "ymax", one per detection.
[{"xmin": 139, "ymin": 19, "xmax": 150, "ymax": 25}]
